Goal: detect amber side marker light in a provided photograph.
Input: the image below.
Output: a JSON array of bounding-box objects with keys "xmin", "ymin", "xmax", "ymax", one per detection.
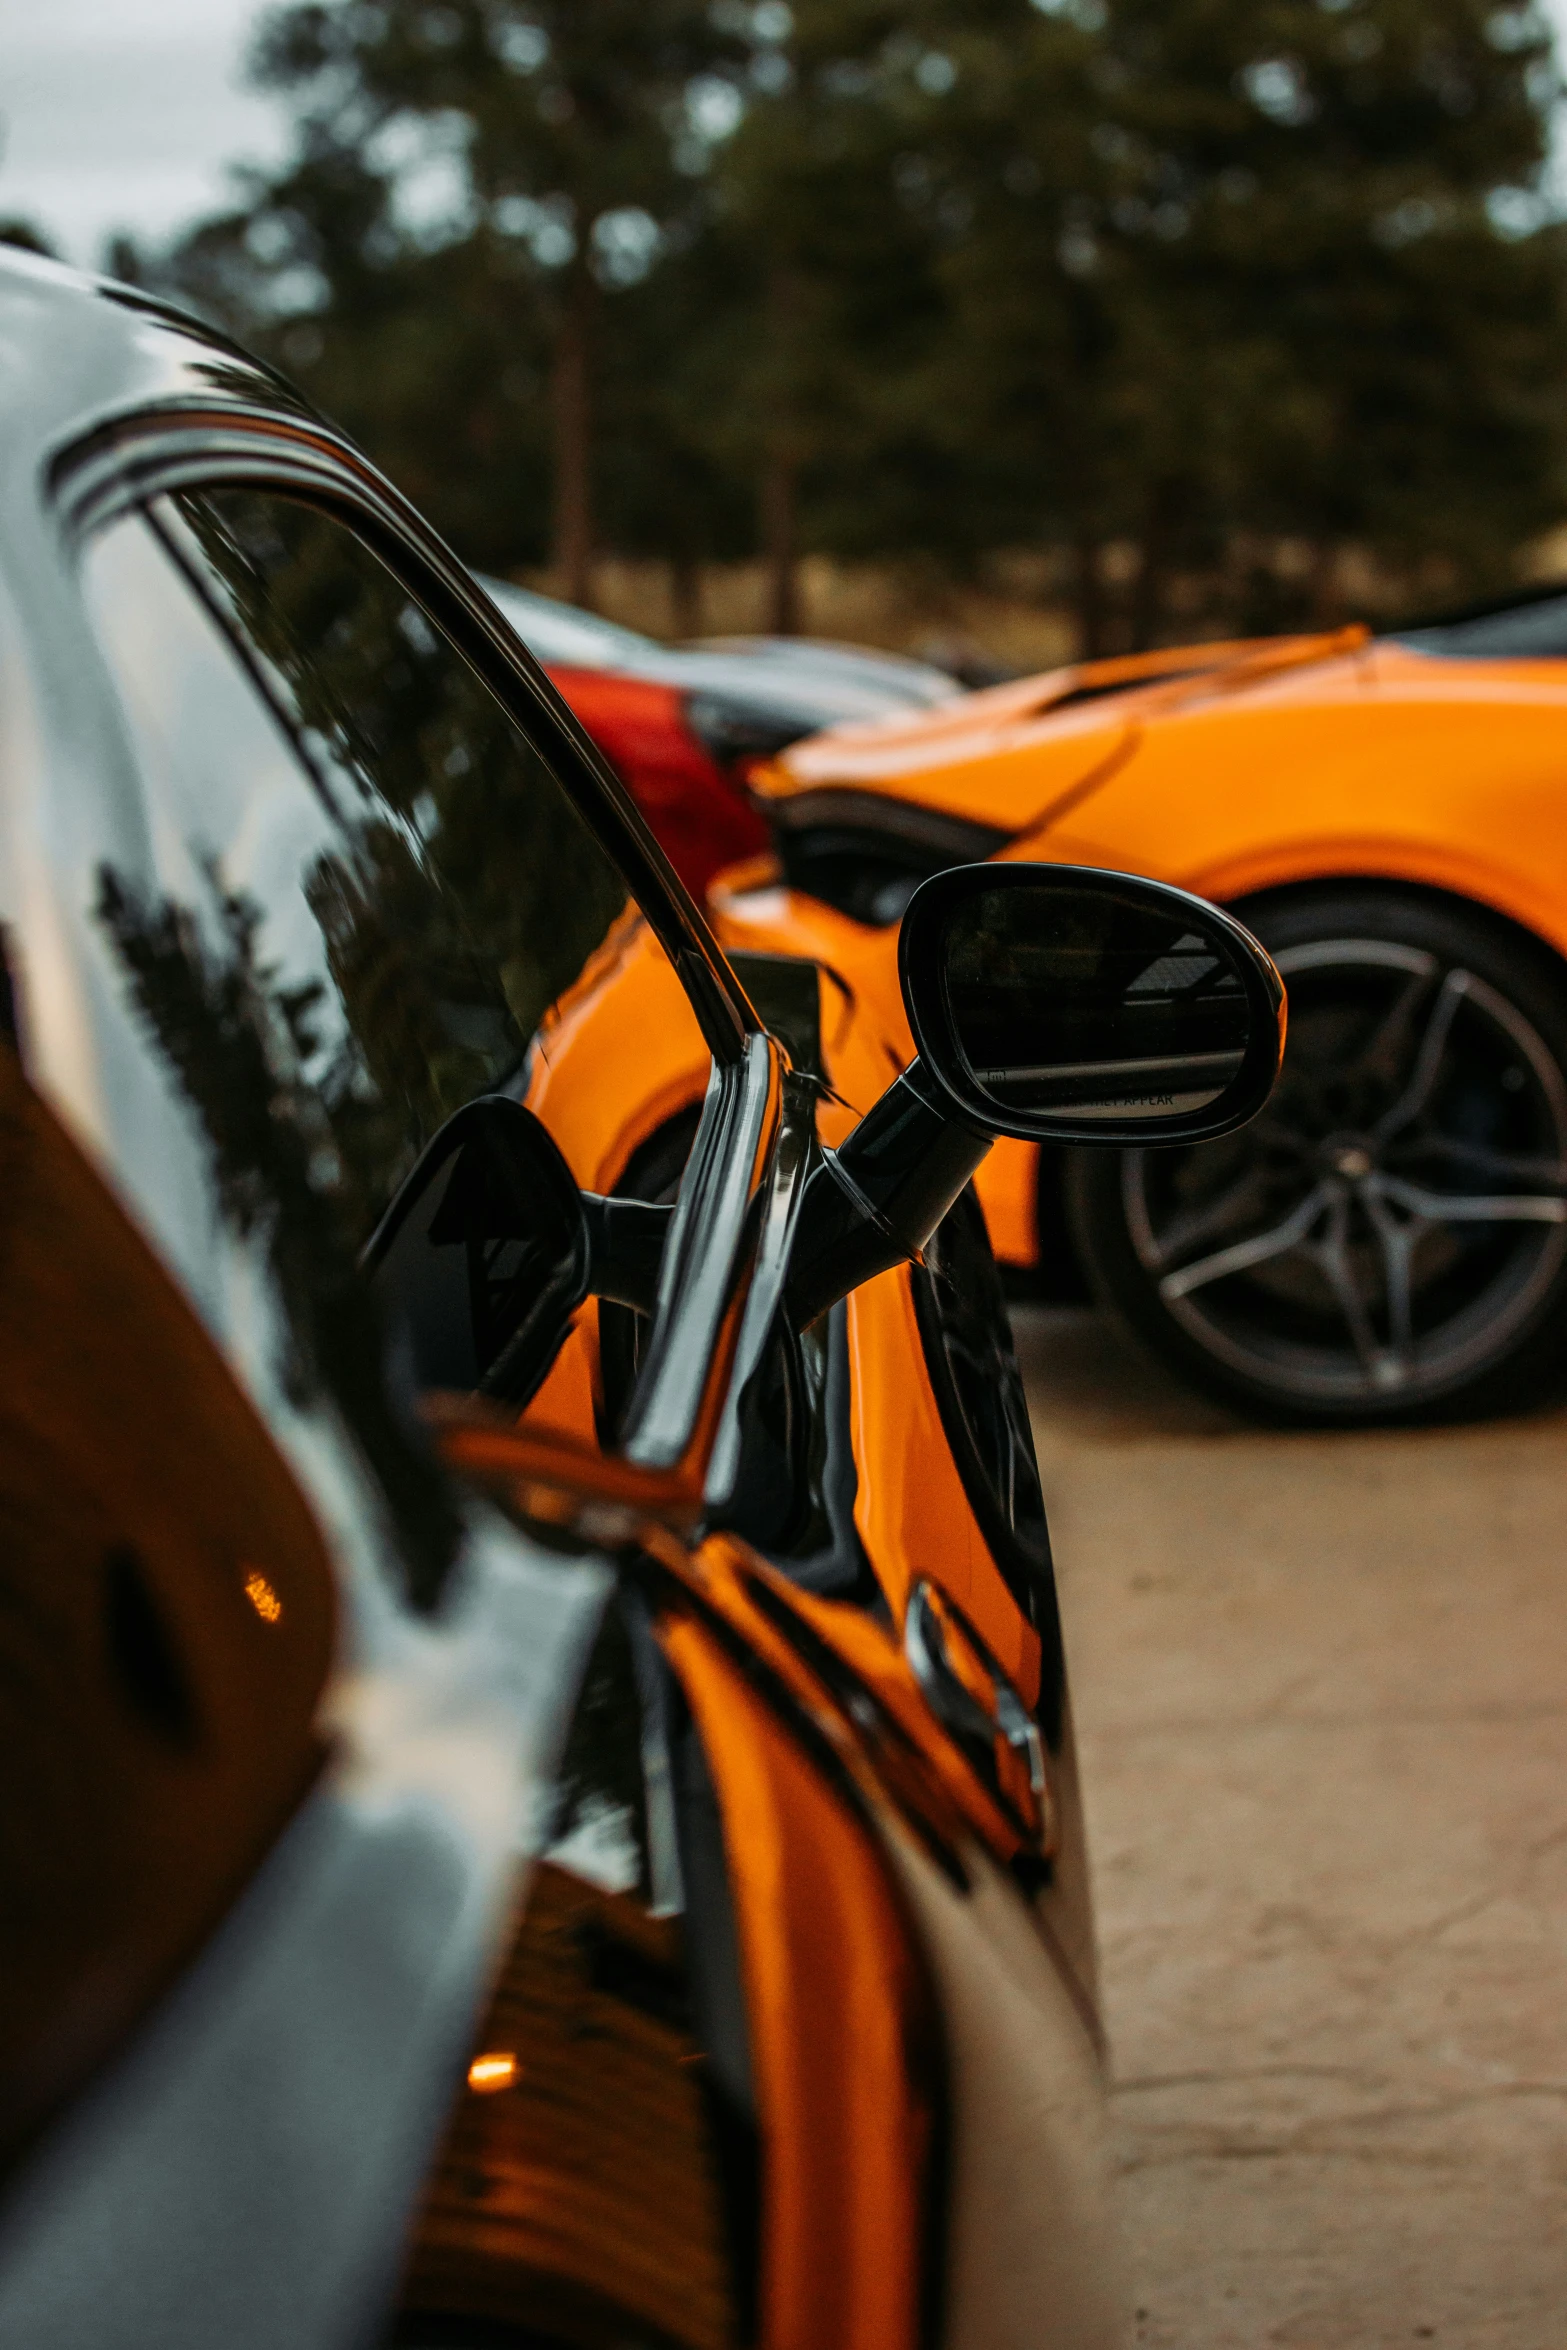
[
  {"xmin": 467, "ymin": 2053, "xmax": 519, "ymax": 2094},
  {"xmin": 243, "ymin": 1570, "xmax": 283, "ymax": 1624}
]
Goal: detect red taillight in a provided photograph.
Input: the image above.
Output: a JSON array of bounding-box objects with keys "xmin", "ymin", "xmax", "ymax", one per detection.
[{"xmin": 545, "ymin": 666, "xmax": 768, "ymax": 901}]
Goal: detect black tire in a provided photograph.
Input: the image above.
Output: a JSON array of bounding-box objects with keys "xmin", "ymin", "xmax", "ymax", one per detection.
[{"xmin": 1066, "ymin": 886, "xmax": 1567, "ymax": 1424}]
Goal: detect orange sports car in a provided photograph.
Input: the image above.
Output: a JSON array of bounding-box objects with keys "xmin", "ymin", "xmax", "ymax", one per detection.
[{"xmin": 713, "ymin": 598, "xmax": 1567, "ymax": 1423}]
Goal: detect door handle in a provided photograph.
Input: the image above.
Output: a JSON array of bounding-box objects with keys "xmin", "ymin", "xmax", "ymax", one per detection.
[{"xmin": 904, "ymin": 1579, "xmax": 1053, "ymax": 1856}]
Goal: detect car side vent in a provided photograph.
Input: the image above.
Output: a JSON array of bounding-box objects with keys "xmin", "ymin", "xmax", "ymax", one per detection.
[
  {"xmin": 768, "ymin": 794, "xmax": 1010, "ymax": 927},
  {"xmin": 1042, "ymin": 666, "xmax": 1205, "ymax": 715}
]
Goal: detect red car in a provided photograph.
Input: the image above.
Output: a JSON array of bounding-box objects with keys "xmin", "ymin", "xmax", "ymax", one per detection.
[{"xmin": 481, "ymin": 580, "xmax": 959, "ymax": 897}]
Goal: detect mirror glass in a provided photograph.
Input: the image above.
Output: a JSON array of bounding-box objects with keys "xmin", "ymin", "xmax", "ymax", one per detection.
[{"xmin": 942, "ymin": 880, "xmax": 1253, "ymax": 1125}]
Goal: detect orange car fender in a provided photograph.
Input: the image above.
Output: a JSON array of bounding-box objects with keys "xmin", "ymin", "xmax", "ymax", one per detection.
[
  {"xmin": 662, "ymin": 1544, "xmax": 1114, "ymax": 2338},
  {"xmin": 1030, "ymin": 675, "xmax": 1567, "ymax": 969},
  {"xmin": 525, "ymin": 913, "xmax": 712, "ymax": 1195},
  {"xmin": 1036, "ymin": 808, "xmax": 1567, "ymax": 967},
  {"xmin": 984, "ymin": 806, "xmax": 1567, "ymax": 1265},
  {"xmin": 656, "ymin": 1601, "xmax": 943, "ymax": 2350},
  {"xmin": 960, "ymin": 673, "xmax": 1567, "ymax": 1269},
  {"xmin": 1197, "ymin": 830, "xmax": 1567, "ymax": 960}
]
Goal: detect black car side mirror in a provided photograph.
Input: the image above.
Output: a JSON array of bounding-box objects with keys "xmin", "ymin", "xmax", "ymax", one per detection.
[
  {"xmin": 787, "ymin": 864, "xmax": 1285, "ymax": 1327},
  {"xmin": 365, "ymin": 1097, "xmax": 672, "ymax": 1410},
  {"xmin": 899, "ymin": 861, "xmax": 1285, "ymax": 1146}
]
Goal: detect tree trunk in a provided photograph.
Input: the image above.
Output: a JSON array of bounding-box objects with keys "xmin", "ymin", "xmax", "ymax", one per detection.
[
  {"xmin": 668, "ymin": 552, "xmax": 703, "ymax": 640},
  {"xmin": 1308, "ymin": 541, "xmax": 1340, "ymax": 628},
  {"xmin": 762, "ymin": 451, "xmax": 800, "ymax": 636},
  {"xmin": 551, "ymin": 276, "xmax": 595, "ymax": 611},
  {"xmin": 1130, "ymin": 482, "xmax": 1178, "ymax": 653},
  {"xmin": 1072, "ymin": 530, "xmax": 1104, "ymax": 661}
]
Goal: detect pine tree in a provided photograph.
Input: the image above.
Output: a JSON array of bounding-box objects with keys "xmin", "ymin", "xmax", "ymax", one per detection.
[
  {"xmin": 168, "ymin": 0, "xmax": 749, "ymax": 604},
  {"xmin": 921, "ymin": 0, "xmax": 1567, "ymax": 643},
  {"xmin": 151, "ymin": 0, "xmax": 1567, "ymax": 649}
]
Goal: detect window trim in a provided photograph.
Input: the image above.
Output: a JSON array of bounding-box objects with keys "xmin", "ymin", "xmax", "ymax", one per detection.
[
  {"xmin": 51, "ymin": 404, "xmax": 758, "ymax": 1065},
  {"xmin": 627, "ymin": 1029, "xmax": 777, "ymax": 1470},
  {"xmin": 60, "ymin": 406, "xmax": 780, "ymax": 1485}
]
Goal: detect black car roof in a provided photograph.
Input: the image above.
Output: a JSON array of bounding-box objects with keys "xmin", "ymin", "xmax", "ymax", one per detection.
[{"xmin": 0, "ymin": 246, "xmax": 314, "ymax": 511}]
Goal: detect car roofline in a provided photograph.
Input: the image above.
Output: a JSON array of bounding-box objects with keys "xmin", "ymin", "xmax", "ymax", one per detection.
[{"xmin": 0, "ymin": 249, "xmax": 762, "ymax": 1064}]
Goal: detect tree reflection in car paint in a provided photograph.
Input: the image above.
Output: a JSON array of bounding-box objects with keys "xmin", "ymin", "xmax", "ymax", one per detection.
[
  {"xmin": 84, "ymin": 489, "xmax": 707, "ymax": 1600},
  {"xmin": 94, "ymin": 858, "xmax": 464, "ymax": 1603},
  {"xmin": 161, "ymin": 489, "xmax": 629, "ymax": 1196}
]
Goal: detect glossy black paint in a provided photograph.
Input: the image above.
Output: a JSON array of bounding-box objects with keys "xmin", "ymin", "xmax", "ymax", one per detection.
[
  {"xmin": 56, "ymin": 409, "xmax": 760, "ymax": 1074},
  {"xmin": 785, "ymin": 1061, "xmax": 990, "ymax": 1331},
  {"xmin": 365, "ymin": 1098, "xmax": 590, "ymax": 1408},
  {"xmin": 0, "ymin": 253, "xmax": 1120, "ymax": 2350}
]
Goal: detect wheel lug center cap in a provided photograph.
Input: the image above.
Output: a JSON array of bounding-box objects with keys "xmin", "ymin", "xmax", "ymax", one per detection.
[{"xmin": 1323, "ymin": 1136, "xmax": 1375, "ymax": 1181}]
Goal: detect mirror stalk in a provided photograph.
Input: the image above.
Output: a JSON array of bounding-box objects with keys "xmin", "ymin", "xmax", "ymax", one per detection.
[
  {"xmin": 581, "ymin": 1193, "xmax": 673, "ymax": 1314},
  {"xmin": 787, "ymin": 1060, "xmax": 990, "ymax": 1330}
]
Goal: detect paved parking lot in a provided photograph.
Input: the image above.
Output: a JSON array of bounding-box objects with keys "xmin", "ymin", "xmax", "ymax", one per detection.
[{"xmin": 1017, "ymin": 1307, "xmax": 1567, "ymax": 2350}]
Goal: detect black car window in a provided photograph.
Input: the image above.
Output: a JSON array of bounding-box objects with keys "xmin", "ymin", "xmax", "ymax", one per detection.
[{"xmin": 82, "ymin": 490, "xmax": 713, "ymax": 1593}]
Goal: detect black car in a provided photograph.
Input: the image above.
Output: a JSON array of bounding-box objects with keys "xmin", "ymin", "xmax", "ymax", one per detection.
[{"xmin": 0, "ymin": 250, "xmax": 1282, "ymax": 2350}]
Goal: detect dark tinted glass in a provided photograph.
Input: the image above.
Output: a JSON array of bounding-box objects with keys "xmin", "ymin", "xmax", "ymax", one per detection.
[
  {"xmin": 84, "ymin": 491, "xmax": 709, "ymax": 1596},
  {"xmin": 148, "ymin": 487, "xmax": 630, "ymax": 1212},
  {"xmin": 1393, "ymin": 588, "xmax": 1567, "ymax": 661},
  {"xmin": 944, "ymin": 880, "xmax": 1251, "ymax": 1123}
]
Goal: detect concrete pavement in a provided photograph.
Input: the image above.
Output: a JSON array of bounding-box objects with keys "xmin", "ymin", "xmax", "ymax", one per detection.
[{"xmin": 1017, "ymin": 1306, "xmax": 1567, "ymax": 2349}]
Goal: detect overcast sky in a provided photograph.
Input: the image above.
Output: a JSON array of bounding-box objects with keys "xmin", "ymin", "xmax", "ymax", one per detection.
[
  {"xmin": 6, "ymin": 0, "xmax": 1567, "ymax": 268},
  {"xmin": 1, "ymin": 0, "xmax": 289, "ymax": 262}
]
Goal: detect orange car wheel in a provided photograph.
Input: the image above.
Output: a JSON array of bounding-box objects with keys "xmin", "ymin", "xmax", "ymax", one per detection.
[{"xmin": 1067, "ymin": 886, "xmax": 1567, "ymax": 1423}]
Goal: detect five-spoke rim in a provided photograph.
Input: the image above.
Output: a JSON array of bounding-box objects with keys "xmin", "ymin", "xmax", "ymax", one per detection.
[{"xmin": 1121, "ymin": 939, "xmax": 1567, "ymax": 1404}]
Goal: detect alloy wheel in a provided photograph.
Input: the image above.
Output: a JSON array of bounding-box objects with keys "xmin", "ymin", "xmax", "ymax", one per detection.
[{"xmin": 1119, "ymin": 937, "xmax": 1567, "ymax": 1409}]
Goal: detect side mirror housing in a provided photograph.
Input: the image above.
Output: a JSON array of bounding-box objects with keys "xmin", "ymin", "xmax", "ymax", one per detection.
[
  {"xmin": 364, "ymin": 1097, "xmax": 592, "ymax": 1407},
  {"xmin": 787, "ymin": 863, "xmax": 1286, "ymax": 1328},
  {"xmin": 364, "ymin": 1097, "xmax": 671, "ymax": 1409},
  {"xmin": 899, "ymin": 862, "xmax": 1285, "ymax": 1147}
]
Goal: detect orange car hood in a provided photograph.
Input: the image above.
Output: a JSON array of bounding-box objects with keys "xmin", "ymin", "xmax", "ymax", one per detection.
[{"xmin": 753, "ymin": 628, "xmax": 1372, "ymax": 836}]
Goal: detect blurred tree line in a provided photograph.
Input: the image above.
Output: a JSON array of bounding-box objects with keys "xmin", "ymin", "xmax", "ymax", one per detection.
[{"xmin": 129, "ymin": 0, "xmax": 1567, "ymax": 652}]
